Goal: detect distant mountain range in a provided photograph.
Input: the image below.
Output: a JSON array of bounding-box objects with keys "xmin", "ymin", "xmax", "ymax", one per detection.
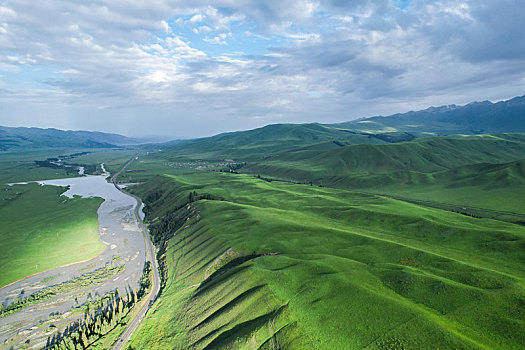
[
  {"xmin": 2, "ymin": 94, "xmax": 524, "ymax": 153},
  {"xmin": 332, "ymin": 95, "xmax": 525, "ymax": 136},
  {"xmin": 162, "ymin": 95, "xmax": 525, "ymax": 160},
  {"xmin": 0, "ymin": 126, "xmax": 144, "ymax": 151}
]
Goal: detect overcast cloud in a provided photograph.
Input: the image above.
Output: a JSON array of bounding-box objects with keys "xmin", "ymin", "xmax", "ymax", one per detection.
[{"xmin": 0, "ymin": 0, "xmax": 524, "ymax": 137}]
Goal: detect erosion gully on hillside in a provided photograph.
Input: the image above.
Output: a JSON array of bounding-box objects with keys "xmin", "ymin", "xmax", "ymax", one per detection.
[{"xmin": 0, "ymin": 164, "xmax": 147, "ymax": 349}]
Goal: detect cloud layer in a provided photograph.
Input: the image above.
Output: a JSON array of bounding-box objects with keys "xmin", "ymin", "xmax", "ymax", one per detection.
[{"xmin": 0, "ymin": 0, "xmax": 524, "ymax": 137}]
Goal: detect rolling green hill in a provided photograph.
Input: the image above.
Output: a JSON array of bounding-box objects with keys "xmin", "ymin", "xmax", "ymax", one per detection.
[
  {"xmin": 9, "ymin": 95, "xmax": 521, "ymax": 349},
  {"xmin": 241, "ymin": 134, "xmax": 525, "ymax": 214},
  {"xmin": 243, "ymin": 133, "xmax": 525, "ymax": 177},
  {"xmin": 128, "ymin": 172, "xmax": 525, "ymax": 349},
  {"xmin": 160, "ymin": 123, "xmax": 410, "ymax": 161},
  {"xmin": 158, "ymin": 95, "xmax": 525, "ymax": 163},
  {"xmin": 115, "ymin": 131, "xmax": 525, "ymax": 215}
]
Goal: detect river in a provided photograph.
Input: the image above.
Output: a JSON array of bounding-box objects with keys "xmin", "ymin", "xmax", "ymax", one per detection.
[{"xmin": 0, "ymin": 166, "xmax": 147, "ymax": 349}]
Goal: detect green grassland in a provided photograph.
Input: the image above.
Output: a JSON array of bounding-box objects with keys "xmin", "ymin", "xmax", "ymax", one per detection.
[
  {"xmin": 244, "ymin": 134, "xmax": 525, "ymax": 178},
  {"xmin": 116, "ymin": 133, "xmax": 525, "ymax": 215},
  {"xmin": 1, "ymin": 118, "xmax": 522, "ymax": 348},
  {"xmin": 0, "ymin": 147, "xmax": 138, "ymax": 184},
  {"xmin": 68, "ymin": 148, "xmax": 139, "ymax": 173},
  {"xmin": 128, "ymin": 172, "xmax": 525, "ymax": 349},
  {"xmin": 0, "ymin": 149, "xmax": 82, "ymax": 184},
  {"xmin": 355, "ymin": 160, "xmax": 525, "ymax": 216},
  {"xmin": 0, "ymin": 183, "xmax": 104, "ymax": 288},
  {"xmin": 241, "ymin": 134, "xmax": 525, "ymax": 214}
]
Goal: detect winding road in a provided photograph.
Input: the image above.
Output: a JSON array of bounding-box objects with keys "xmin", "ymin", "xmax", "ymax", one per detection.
[{"xmin": 111, "ymin": 158, "xmax": 161, "ymax": 350}]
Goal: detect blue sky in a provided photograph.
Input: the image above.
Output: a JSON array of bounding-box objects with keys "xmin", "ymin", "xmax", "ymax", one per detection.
[
  {"xmin": 394, "ymin": 0, "xmax": 411, "ymax": 9},
  {"xmin": 0, "ymin": 0, "xmax": 524, "ymax": 137}
]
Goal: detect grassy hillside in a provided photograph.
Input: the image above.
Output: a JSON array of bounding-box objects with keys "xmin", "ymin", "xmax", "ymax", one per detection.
[
  {"xmin": 111, "ymin": 133, "xmax": 525, "ymax": 214},
  {"xmin": 128, "ymin": 173, "xmax": 525, "ymax": 349},
  {"xmin": 242, "ymin": 134, "xmax": 525, "ymax": 214},
  {"xmin": 246, "ymin": 134, "xmax": 525, "ymax": 176},
  {"xmin": 0, "ymin": 183, "xmax": 104, "ymax": 288},
  {"xmin": 344, "ymin": 159, "xmax": 525, "ymax": 216},
  {"xmin": 161, "ymin": 123, "xmax": 394, "ymax": 161}
]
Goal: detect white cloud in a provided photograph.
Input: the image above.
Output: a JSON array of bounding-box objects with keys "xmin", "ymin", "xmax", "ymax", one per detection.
[
  {"xmin": 0, "ymin": 0, "xmax": 524, "ymax": 137},
  {"xmin": 203, "ymin": 32, "xmax": 230, "ymax": 45},
  {"xmin": 189, "ymin": 14, "xmax": 204, "ymax": 23},
  {"xmin": 0, "ymin": 6, "xmax": 16, "ymax": 18},
  {"xmin": 161, "ymin": 20, "xmax": 170, "ymax": 33},
  {"xmin": 195, "ymin": 25, "xmax": 212, "ymax": 34}
]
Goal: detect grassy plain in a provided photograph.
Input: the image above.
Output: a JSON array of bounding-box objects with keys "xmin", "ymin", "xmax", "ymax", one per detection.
[
  {"xmin": 0, "ymin": 147, "xmax": 138, "ymax": 184},
  {"xmin": 69, "ymin": 148, "xmax": 138, "ymax": 173},
  {"xmin": 0, "ymin": 149, "xmax": 80, "ymax": 184},
  {"xmin": 0, "ymin": 147, "xmax": 140, "ymax": 288},
  {"xmin": 0, "ymin": 183, "xmax": 104, "ymax": 288},
  {"xmin": 129, "ymin": 172, "xmax": 525, "ymax": 349}
]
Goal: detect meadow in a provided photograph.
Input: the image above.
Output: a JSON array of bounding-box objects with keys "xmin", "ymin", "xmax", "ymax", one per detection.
[
  {"xmin": 128, "ymin": 172, "xmax": 525, "ymax": 349},
  {"xmin": 0, "ymin": 146, "xmax": 142, "ymax": 288},
  {"xmin": 0, "ymin": 149, "xmax": 80, "ymax": 184},
  {"xmin": 0, "ymin": 183, "xmax": 104, "ymax": 288},
  {"xmin": 241, "ymin": 134, "xmax": 525, "ymax": 215},
  {"xmin": 0, "ymin": 147, "xmax": 138, "ymax": 184}
]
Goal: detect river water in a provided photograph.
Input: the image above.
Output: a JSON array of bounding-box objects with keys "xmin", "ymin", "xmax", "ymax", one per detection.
[{"xmin": 0, "ymin": 169, "xmax": 147, "ymax": 348}]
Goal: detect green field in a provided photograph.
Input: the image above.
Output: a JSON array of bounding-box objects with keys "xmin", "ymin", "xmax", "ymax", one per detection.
[
  {"xmin": 128, "ymin": 172, "xmax": 525, "ymax": 349},
  {"xmin": 0, "ymin": 147, "xmax": 139, "ymax": 184},
  {"xmin": 0, "ymin": 183, "xmax": 104, "ymax": 288},
  {"xmin": 0, "ymin": 150, "xmax": 81, "ymax": 184},
  {"xmin": 0, "ymin": 146, "xmax": 138, "ymax": 289}
]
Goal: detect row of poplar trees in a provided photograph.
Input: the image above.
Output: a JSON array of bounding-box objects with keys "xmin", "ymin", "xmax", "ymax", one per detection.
[{"xmin": 46, "ymin": 289, "xmax": 136, "ymax": 350}]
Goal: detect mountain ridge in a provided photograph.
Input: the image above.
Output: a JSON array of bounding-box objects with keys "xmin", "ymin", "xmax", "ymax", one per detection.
[
  {"xmin": 0, "ymin": 125, "xmax": 142, "ymax": 151},
  {"xmin": 159, "ymin": 94, "xmax": 525, "ymax": 161},
  {"xmin": 332, "ymin": 95, "xmax": 525, "ymax": 135}
]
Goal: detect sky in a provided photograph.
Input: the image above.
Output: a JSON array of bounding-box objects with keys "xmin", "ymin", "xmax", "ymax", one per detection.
[{"xmin": 0, "ymin": 0, "xmax": 524, "ymax": 138}]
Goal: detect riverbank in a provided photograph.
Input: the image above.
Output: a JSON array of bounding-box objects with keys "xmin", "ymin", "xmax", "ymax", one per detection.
[{"xmin": 0, "ymin": 167, "xmax": 147, "ymax": 348}]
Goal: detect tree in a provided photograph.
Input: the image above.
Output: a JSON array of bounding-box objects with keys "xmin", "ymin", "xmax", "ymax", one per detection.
[
  {"xmin": 81, "ymin": 329, "xmax": 89, "ymax": 348},
  {"xmin": 117, "ymin": 297, "xmax": 124, "ymax": 314}
]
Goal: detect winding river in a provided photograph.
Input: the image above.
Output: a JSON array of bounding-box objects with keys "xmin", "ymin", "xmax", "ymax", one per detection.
[{"xmin": 0, "ymin": 166, "xmax": 147, "ymax": 349}]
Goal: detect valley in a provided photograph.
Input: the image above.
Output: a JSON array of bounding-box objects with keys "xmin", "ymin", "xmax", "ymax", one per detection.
[
  {"xmin": 3, "ymin": 2, "xmax": 525, "ymax": 348},
  {"xmin": 1, "ymin": 95, "xmax": 525, "ymax": 349},
  {"xmin": 0, "ymin": 161, "xmax": 154, "ymax": 349}
]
